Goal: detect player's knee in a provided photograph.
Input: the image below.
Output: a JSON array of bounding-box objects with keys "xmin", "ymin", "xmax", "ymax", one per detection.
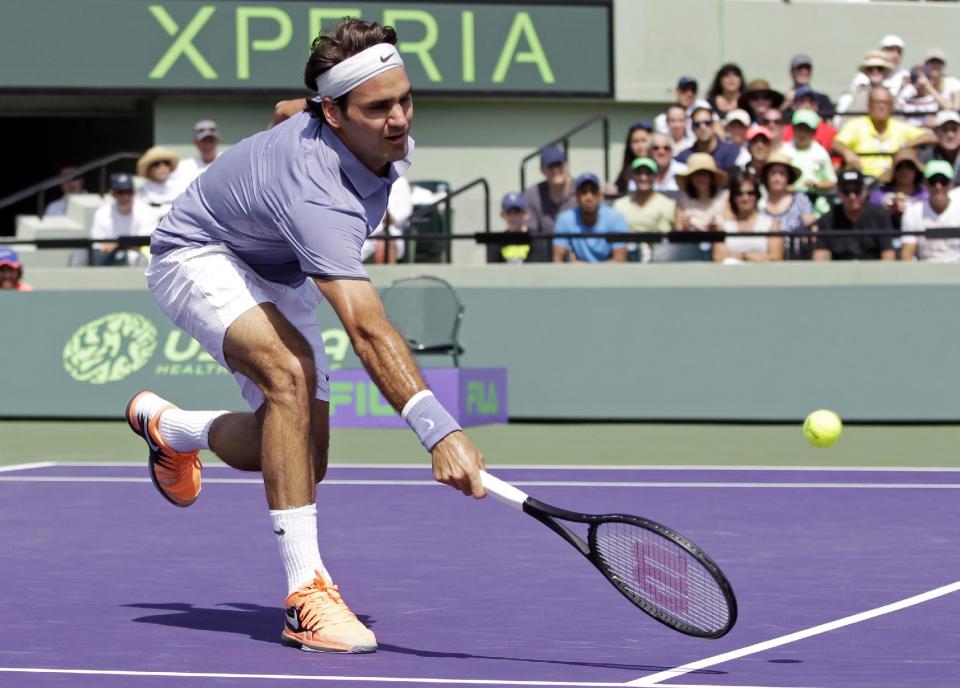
[{"xmin": 262, "ymin": 353, "xmax": 316, "ymax": 406}]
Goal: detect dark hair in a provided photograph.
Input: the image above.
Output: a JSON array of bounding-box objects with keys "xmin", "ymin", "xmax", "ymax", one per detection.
[
  {"xmin": 706, "ymin": 63, "xmax": 745, "ymax": 104},
  {"xmin": 613, "ymin": 122, "xmax": 652, "ymax": 194},
  {"xmin": 728, "ymin": 174, "xmax": 760, "ymax": 215},
  {"xmin": 304, "ymin": 18, "xmax": 398, "ymax": 122}
]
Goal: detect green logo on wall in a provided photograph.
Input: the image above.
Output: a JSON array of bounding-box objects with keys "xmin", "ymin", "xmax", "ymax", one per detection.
[{"xmin": 63, "ymin": 312, "xmax": 159, "ymax": 384}]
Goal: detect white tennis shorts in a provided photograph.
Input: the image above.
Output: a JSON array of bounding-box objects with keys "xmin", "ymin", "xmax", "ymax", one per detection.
[{"xmin": 146, "ymin": 243, "xmax": 331, "ymax": 410}]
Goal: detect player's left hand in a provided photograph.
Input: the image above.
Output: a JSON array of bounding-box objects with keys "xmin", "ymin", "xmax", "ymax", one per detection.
[{"xmin": 431, "ymin": 431, "xmax": 486, "ymax": 499}]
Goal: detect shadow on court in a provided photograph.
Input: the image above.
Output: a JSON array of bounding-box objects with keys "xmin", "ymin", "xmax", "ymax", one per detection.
[{"xmin": 124, "ymin": 602, "xmax": 725, "ymax": 675}]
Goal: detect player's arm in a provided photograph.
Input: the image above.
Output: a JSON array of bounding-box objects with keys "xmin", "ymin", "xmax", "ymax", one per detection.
[
  {"xmin": 271, "ymin": 98, "xmax": 308, "ymax": 127},
  {"xmin": 313, "ymin": 277, "xmax": 486, "ymax": 498}
]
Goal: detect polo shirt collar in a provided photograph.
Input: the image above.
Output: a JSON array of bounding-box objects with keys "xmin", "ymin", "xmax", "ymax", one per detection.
[{"xmin": 321, "ymin": 123, "xmax": 414, "ymax": 199}]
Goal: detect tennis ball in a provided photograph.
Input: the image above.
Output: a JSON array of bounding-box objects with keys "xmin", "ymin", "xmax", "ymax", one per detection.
[{"xmin": 803, "ymin": 410, "xmax": 842, "ymax": 448}]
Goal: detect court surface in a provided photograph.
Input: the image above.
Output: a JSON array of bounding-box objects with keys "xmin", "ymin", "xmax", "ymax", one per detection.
[{"xmin": 2, "ymin": 442, "xmax": 959, "ymax": 688}]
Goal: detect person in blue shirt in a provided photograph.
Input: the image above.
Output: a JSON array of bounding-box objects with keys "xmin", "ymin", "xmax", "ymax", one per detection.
[{"xmin": 553, "ymin": 173, "xmax": 630, "ymax": 263}]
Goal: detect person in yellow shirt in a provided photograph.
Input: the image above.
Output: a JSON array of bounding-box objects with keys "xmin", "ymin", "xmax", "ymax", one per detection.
[{"xmin": 832, "ymin": 86, "xmax": 937, "ymax": 179}]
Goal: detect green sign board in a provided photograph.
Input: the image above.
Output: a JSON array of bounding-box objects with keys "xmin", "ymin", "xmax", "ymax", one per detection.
[{"xmin": 3, "ymin": 1, "xmax": 611, "ymax": 95}]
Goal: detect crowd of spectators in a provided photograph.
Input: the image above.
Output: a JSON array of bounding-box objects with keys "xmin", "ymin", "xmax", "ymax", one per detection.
[{"xmin": 497, "ymin": 34, "xmax": 960, "ymax": 265}]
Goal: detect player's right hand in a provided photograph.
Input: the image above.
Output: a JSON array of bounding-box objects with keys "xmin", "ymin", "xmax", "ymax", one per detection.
[{"xmin": 431, "ymin": 432, "xmax": 486, "ymax": 499}]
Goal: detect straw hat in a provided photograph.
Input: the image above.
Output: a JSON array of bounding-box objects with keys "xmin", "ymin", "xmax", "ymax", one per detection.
[
  {"xmin": 879, "ymin": 148, "xmax": 924, "ymax": 184},
  {"xmin": 676, "ymin": 153, "xmax": 728, "ymax": 193},
  {"xmin": 137, "ymin": 146, "xmax": 180, "ymax": 178},
  {"xmin": 738, "ymin": 79, "xmax": 785, "ymax": 110},
  {"xmin": 859, "ymin": 51, "xmax": 893, "ymax": 74},
  {"xmin": 761, "ymin": 152, "xmax": 802, "ymax": 186}
]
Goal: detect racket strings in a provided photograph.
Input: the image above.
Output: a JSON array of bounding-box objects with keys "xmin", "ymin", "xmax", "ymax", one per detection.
[{"xmin": 592, "ymin": 521, "xmax": 731, "ymax": 635}]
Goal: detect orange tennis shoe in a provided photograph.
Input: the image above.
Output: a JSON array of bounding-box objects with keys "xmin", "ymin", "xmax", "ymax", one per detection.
[
  {"xmin": 125, "ymin": 390, "xmax": 202, "ymax": 508},
  {"xmin": 281, "ymin": 573, "xmax": 377, "ymax": 653}
]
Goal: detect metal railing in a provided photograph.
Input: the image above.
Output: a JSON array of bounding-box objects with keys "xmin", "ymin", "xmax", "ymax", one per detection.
[
  {"xmin": 519, "ymin": 115, "xmax": 610, "ymax": 191},
  {"xmin": 0, "ymin": 152, "xmax": 140, "ymax": 217}
]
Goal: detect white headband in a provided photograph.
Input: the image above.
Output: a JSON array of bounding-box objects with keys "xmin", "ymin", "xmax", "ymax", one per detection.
[{"xmin": 312, "ymin": 44, "xmax": 404, "ymax": 101}]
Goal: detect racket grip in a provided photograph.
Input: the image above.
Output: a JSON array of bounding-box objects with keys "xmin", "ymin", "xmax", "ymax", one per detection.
[{"xmin": 479, "ymin": 470, "xmax": 529, "ymax": 510}]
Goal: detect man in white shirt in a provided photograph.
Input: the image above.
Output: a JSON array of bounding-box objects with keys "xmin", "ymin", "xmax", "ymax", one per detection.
[
  {"xmin": 361, "ymin": 175, "xmax": 413, "ymax": 263},
  {"xmin": 89, "ymin": 173, "xmax": 158, "ymax": 265},
  {"xmin": 902, "ymin": 160, "xmax": 960, "ymax": 263},
  {"xmin": 172, "ymin": 120, "xmax": 222, "ymax": 191}
]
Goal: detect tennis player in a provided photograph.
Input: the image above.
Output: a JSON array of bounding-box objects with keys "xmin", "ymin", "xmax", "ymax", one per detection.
[{"xmin": 125, "ymin": 19, "xmax": 485, "ymax": 654}]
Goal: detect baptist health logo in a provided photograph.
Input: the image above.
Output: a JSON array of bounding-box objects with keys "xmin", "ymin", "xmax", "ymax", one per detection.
[
  {"xmin": 63, "ymin": 312, "xmax": 351, "ymax": 384},
  {"xmin": 62, "ymin": 312, "xmax": 158, "ymax": 384}
]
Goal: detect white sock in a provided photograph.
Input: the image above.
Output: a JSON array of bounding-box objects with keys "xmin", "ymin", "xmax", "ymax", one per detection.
[
  {"xmin": 270, "ymin": 503, "xmax": 330, "ymax": 594},
  {"xmin": 157, "ymin": 408, "xmax": 228, "ymax": 452}
]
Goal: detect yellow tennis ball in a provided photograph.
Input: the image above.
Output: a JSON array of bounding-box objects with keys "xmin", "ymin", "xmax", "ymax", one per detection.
[{"xmin": 803, "ymin": 410, "xmax": 842, "ymax": 448}]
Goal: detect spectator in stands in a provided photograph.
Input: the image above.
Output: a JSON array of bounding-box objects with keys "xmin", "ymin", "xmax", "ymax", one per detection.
[
  {"xmin": 742, "ymin": 125, "xmax": 773, "ymax": 178},
  {"xmin": 553, "ymin": 173, "xmax": 629, "ymax": 263},
  {"xmin": 0, "ymin": 247, "xmax": 32, "ymax": 291},
  {"xmin": 650, "ymin": 132, "xmax": 686, "ymax": 194},
  {"xmin": 137, "ymin": 146, "xmax": 181, "ymax": 218},
  {"xmin": 714, "ymin": 175, "xmax": 782, "ymax": 263},
  {"xmin": 487, "ymin": 193, "xmax": 551, "ymax": 264},
  {"xmin": 654, "ymin": 77, "xmax": 698, "ymax": 136},
  {"xmin": 879, "ymin": 35, "xmax": 910, "ymax": 97},
  {"xmin": 664, "ymin": 103, "xmax": 695, "ymax": 155},
  {"xmin": 89, "ymin": 172, "xmax": 158, "ymax": 266},
  {"xmin": 44, "ymin": 166, "xmax": 85, "ymax": 216},
  {"xmin": 896, "ymin": 65, "xmax": 951, "ymax": 127},
  {"xmin": 613, "ymin": 157, "xmax": 675, "ymax": 233},
  {"xmin": 836, "ymin": 51, "xmax": 894, "ymax": 116},
  {"xmin": 706, "ymin": 64, "xmax": 745, "ymax": 117},
  {"xmin": 869, "ymin": 148, "xmax": 927, "ymax": 230},
  {"xmin": 761, "ymin": 108, "xmax": 785, "ymax": 149},
  {"xmin": 674, "ymin": 153, "xmax": 728, "ymax": 231},
  {"xmin": 922, "ymin": 49, "xmax": 960, "ymax": 110},
  {"xmin": 761, "ymin": 152, "xmax": 816, "ymax": 257},
  {"xmin": 813, "ymin": 170, "xmax": 895, "ymax": 261},
  {"xmin": 362, "ymin": 176, "xmax": 413, "ymax": 264},
  {"xmin": 524, "ymin": 146, "xmax": 576, "ymax": 235},
  {"xmin": 172, "ymin": 120, "xmax": 221, "ymax": 190},
  {"xmin": 832, "ymin": 86, "xmax": 936, "ymax": 180},
  {"xmin": 781, "ymin": 110, "xmax": 837, "ymax": 199},
  {"xmin": 782, "ymin": 54, "xmax": 835, "ymax": 120},
  {"xmin": 920, "ymin": 110, "xmax": 960, "ymax": 182},
  {"xmin": 782, "ymin": 87, "xmax": 838, "ymax": 153},
  {"xmin": 901, "ymin": 160, "xmax": 960, "ymax": 263},
  {"xmin": 723, "ymin": 109, "xmax": 752, "ymax": 168},
  {"xmin": 677, "ymin": 104, "xmax": 740, "ymax": 173},
  {"xmin": 739, "ymin": 80, "xmax": 784, "ymax": 124},
  {"xmin": 610, "ymin": 122, "xmax": 653, "ymax": 195}
]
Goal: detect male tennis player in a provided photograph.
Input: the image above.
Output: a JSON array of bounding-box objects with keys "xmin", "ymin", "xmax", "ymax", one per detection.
[{"xmin": 125, "ymin": 19, "xmax": 485, "ymax": 654}]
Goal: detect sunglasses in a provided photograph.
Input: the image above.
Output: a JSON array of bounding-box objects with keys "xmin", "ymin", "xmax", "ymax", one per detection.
[
  {"xmin": 840, "ymin": 187, "xmax": 863, "ymax": 196},
  {"xmin": 651, "ymin": 145, "xmax": 672, "ymax": 151},
  {"xmin": 149, "ymin": 160, "xmax": 172, "ymax": 168},
  {"xmin": 692, "ymin": 120, "xmax": 713, "ymax": 129},
  {"xmin": 763, "ymin": 118, "xmax": 782, "ymax": 126},
  {"xmin": 928, "ymin": 176, "xmax": 951, "ymax": 187}
]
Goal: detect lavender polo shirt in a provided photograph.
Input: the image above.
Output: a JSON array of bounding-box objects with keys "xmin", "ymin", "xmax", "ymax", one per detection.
[{"xmin": 151, "ymin": 111, "xmax": 413, "ymax": 286}]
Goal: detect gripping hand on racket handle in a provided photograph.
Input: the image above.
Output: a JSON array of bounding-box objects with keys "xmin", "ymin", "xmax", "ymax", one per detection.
[{"xmin": 432, "ymin": 431, "xmax": 486, "ymax": 499}]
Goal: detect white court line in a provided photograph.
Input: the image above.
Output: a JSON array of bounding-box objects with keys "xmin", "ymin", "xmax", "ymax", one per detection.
[
  {"xmin": 0, "ymin": 461, "xmax": 56, "ymax": 473},
  {"xmin": 45, "ymin": 461, "xmax": 960, "ymax": 472},
  {"xmin": 0, "ymin": 669, "xmax": 813, "ymax": 688},
  {"xmin": 627, "ymin": 580, "xmax": 960, "ymax": 687},
  {"xmin": 1, "ymin": 476, "xmax": 960, "ymax": 490}
]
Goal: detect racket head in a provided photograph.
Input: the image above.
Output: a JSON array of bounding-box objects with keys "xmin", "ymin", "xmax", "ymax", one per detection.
[{"xmin": 587, "ymin": 514, "xmax": 737, "ymax": 638}]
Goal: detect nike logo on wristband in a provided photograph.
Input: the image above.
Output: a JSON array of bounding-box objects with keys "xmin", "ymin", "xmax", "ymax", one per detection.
[{"xmin": 420, "ymin": 418, "xmax": 436, "ymax": 432}]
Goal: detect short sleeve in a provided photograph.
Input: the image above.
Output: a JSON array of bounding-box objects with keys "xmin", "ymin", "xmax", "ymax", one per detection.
[
  {"xmin": 900, "ymin": 204, "xmax": 922, "ymax": 244},
  {"xmin": 553, "ymin": 210, "xmax": 573, "ymax": 249},
  {"xmin": 89, "ymin": 205, "xmax": 114, "ymax": 241},
  {"xmin": 834, "ymin": 120, "xmax": 860, "ymax": 148},
  {"xmin": 282, "ymin": 202, "xmax": 369, "ymax": 280},
  {"xmin": 607, "ymin": 207, "xmax": 630, "ymax": 248}
]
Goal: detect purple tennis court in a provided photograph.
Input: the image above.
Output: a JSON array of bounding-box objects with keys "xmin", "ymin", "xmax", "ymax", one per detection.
[{"xmin": 1, "ymin": 463, "xmax": 958, "ymax": 688}]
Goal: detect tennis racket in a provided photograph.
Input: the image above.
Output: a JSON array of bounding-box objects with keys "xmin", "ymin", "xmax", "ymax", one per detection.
[{"xmin": 480, "ymin": 470, "xmax": 737, "ymax": 639}]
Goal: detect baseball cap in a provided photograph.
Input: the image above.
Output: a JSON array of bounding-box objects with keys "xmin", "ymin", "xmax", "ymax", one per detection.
[
  {"xmin": 574, "ymin": 173, "xmax": 601, "ymax": 191},
  {"xmin": 792, "ymin": 109, "xmax": 821, "ymax": 130},
  {"xmin": 935, "ymin": 110, "xmax": 960, "ymax": 127},
  {"xmin": 839, "ymin": 169, "xmax": 865, "ymax": 190},
  {"xmin": 723, "ymin": 109, "xmax": 751, "ymax": 128},
  {"xmin": 746, "ymin": 124, "xmax": 772, "ymax": 142},
  {"xmin": 794, "ymin": 85, "xmax": 817, "ymax": 102},
  {"xmin": 926, "ymin": 48, "xmax": 947, "ymax": 64},
  {"xmin": 109, "ymin": 172, "xmax": 135, "ymax": 192},
  {"xmin": 924, "ymin": 159, "xmax": 955, "ymax": 181},
  {"xmin": 880, "ymin": 35, "xmax": 905, "ymax": 50},
  {"xmin": 791, "ymin": 54, "xmax": 813, "ymax": 70},
  {"xmin": 539, "ymin": 146, "xmax": 566, "ymax": 166},
  {"xmin": 193, "ymin": 119, "xmax": 219, "ymax": 141},
  {"xmin": 501, "ymin": 192, "xmax": 528, "ymax": 211},
  {"xmin": 677, "ymin": 76, "xmax": 698, "ymax": 91},
  {"xmin": 690, "ymin": 100, "xmax": 714, "ymax": 119},
  {"xmin": 630, "ymin": 157, "xmax": 659, "ymax": 174},
  {"xmin": 0, "ymin": 247, "xmax": 21, "ymax": 269}
]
